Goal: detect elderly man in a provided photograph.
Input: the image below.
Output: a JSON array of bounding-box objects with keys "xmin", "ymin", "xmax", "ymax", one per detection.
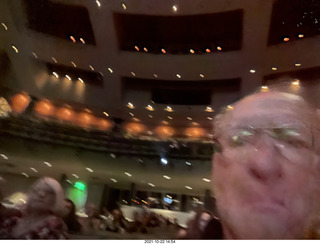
[{"xmin": 212, "ymin": 87, "xmax": 320, "ymax": 239}]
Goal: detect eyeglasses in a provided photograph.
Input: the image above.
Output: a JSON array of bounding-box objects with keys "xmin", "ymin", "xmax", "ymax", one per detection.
[{"xmin": 214, "ymin": 125, "xmax": 315, "ymax": 163}]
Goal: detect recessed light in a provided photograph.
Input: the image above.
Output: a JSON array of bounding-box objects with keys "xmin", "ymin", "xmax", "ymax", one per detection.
[
  {"xmin": 127, "ymin": 102, "xmax": 135, "ymax": 109},
  {"xmin": 22, "ymin": 173, "xmax": 29, "ymax": 178},
  {"xmin": 52, "ymin": 72, "xmax": 59, "ymax": 78},
  {"xmin": 66, "ymin": 180, "xmax": 72, "ymax": 184},
  {"xmin": 283, "ymin": 37, "xmax": 290, "ymax": 42},
  {"xmin": 206, "ymin": 48, "xmax": 211, "ymax": 53},
  {"xmin": 96, "ymin": 0, "xmax": 101, "ymax": 7},
  {"xmin": 172, "ymin": 5, "xmax": 178, "ymax": 12},
  {"xmin": 86, "ymin": 167, "xmax": 93, "ymax": 173},
  {"xmin": 148, "ymin": 115, "xmax": 153, "ymax": 118},
  {"xmin": 261, "ymin": 86, "xmax": 269, "ymax": 92},
  {"xmin": 2, "ymin": 23, "xmax": 8, "ymax": 31},
  {"xmin": 30, "ymin": 167, "xmax": 38, "ymax": 173},
  {"xmin": 161, "ymin": 49, "xmax": 166, "ymax": 54},
  {"xmin": 121, "ymin": 3, "xmax": 127, "ymax": 10},
  {"xmin": 110, "ymin": 153, "xmax": 116, "ymax": 158},
  {"xmin": 125, "ymin": 172, "xmax": 132, "ymax": 177},
  {"xmin": 78, "ymin": 78, "xmax": 84, "ymax": 83},
  {"xmin": 191, "ymin": 122, "xmax": 199, "ymax": 126},
  {"xmin": 103, "ymin": 112, "xmax": 109, "ymax": 117},
  {"xmin": 190, "ymin": 49, "xmax": 195, "ymax": 54},
  {"xmin": 44, "ymin": 161, "xmax": 52, "ymax": 167},
  {"xmin": 143, "ymin": 47, "xmax": 148, "ymax": 52},
  {"xmin": 205, "ymin": 107, "xmax": 213, "ymax": 112},
  {"xmin": 249, "ymin": 69, "xmax": 256, "ymax": 73},
  {"xmin": 52, "ymin": 57, "xmax": 57, "ymax": 63},
  {"xmin": 291, "ymin": 79, "xmax": 300, "ymax": 86},
  {"xmin": 111, "ymin": 178, "xmax": 117, "ymax": 182},
  {"xmin": 131, "ymin": 72, "xmax": 136, "ymax": 76},
  {"xmin": 148, "ymin": 183, "xmax": 155, "ymax": 187},
  {"xmin": 272, "ymin": 67, "xmax": 277, "ymax": 71},
  {"xmin": 80, "ymin": 38, "xmax": 85, "ymax": 44},
  {"xmin": 65, "ymin": 75, "xmax": 71, "ymax": 81},
  {"xmin": 134, "ymin": 46, "xmax": 140, "ymax": 51},
  {"xmin": 185, "ymin": 186, "xmax": 192, "ymax": 190},
  {"xmin": 176, "ymin": 74, "xmax": 181, "ymax": 78},
  {"xmin": 129, "ymin": 112, "xmax": 134, "ymax": 116},
  {"xmin": 146, "ymin": 105, "xmax": 154, "ymax": 111},
  {"xmin": 186, "ymin": 161, "xmax": 191, "ymax": 166},
  {"xmin": 0, "ymin": 154, "xmax": 8, "ymax": 160},
  {"xmin": 12, "ymin": 45, "xmax": 18, "ymax": 53},
  {"xmin": 207, "ymin": 117, "xmax": 213, "ymax": 120},
  {"xmin": 70, "ymin": 36, "xmax": 76, "ymax": 43},
  {"xmin": 167, "ymin": 116, "xmax": 172, "ymax": 120},
  {"xmin": 227, "ymin": 105, "xmax": 234, "ymax": 111},
  {"xmin": 165, "ymin": 106, "xmax": 173, "ymax": 112},
  {"xmin": 200, "ymin": 74, "xmax": 204, "ymax": 78},
  {"xmin": 72, "ymin": 174, "xmax": 79, "ymax": 178},
  {"xmin": 295, "ymin": 63, "xmax": 301, "ymax": 67},
  {"xmin": 217, "ymin": 46, "xmax": 222, "ymax": 51},
  {"xmin": 187, "ymin": 117, "xmax": 192, "ymax": 121},
  {"xmin": 161, "ymin": 158, "xmax": 168, "ymax": 165},
  {"xmin": 162, "ymin": 120, "xmax": 169, "ymax": 125},
  {"xmin": 298, "ymin": 34, "xmax": 304, "ymax": 38},
  {"xmin": 163, "ymin": 175, "xmax": 171, "ymax": 180},
  {"xmin": 89, "ymin": 65, "xmax": 94, "ymax": 71},
  {"xmin": 202, "ymin": 178, "xmax": 211, "ymax": 182},
  {"xmin": 32, "ymin": 52, "xmax": 38, "ymax": 58},
  {"xmin": 71, "ymin": 61, "xmax": 77, "ymax": 67},
  {"xmin": 132, "ymin": 117, "xmax": 140, "ymax": 122},
  {"xmin": 153, "ymin": 74, "xmax": 158, "ymax": 78},
  {"xmin": 108, "ymin": 67, "xmax": 113, "ymax": 73}
]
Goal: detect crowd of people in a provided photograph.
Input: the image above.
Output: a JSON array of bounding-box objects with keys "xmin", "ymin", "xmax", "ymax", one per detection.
[{"xmin": 1, "ymin": 81, "xmax": 320, "ymax": 239}]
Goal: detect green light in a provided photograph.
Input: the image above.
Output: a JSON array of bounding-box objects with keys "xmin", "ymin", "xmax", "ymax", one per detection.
[{"xmin": 74, "ymin": 181, "xmax": 86, "ymax": 191}]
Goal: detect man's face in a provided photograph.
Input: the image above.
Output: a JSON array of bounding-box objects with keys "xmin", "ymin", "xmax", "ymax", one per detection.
[
  {"xmin": 212, "ymin": 92, "xmax": 320, "ymax": 239},
  {"xmin": 28, "ymin": 181, "xmax": 56, "ymax": 212}
]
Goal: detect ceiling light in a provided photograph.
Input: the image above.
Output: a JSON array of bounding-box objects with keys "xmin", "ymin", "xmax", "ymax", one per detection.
[
  {"xmin": 147, "ymin": 131, "xmax": 153, "ymax": 135},
  {"xmin": 191, "ymin": 122, "xmax": 199, "ymax": 126},
  {"xmin": 52, "ymin": 72, "xmax": 59, "ymax": 78},
  {"xmin": 66, "ymin": 180, "xmax": 72, "ymax": 184},
  {"xmin": 261, "ymin": 86, "xmax": 269, "ymax": 92},
  {"xmin": 70, "ymin": 36, "xmax": 76, "ymax": 43},
  {"xmin": 52, "ymin": 57, "xmax": 57, "ymax": 63},
  {"xmin": 30, "ymin": 167, "xmax": 38, "ymax": 173},
  {"xmin": 163, "ymin": 175, "xmax": 171, "ymax": 180},
  {"xmin": 200, "ymin": 74, "xmax": 204, "ymax": 78},
  {"xmin": 96, "ymin": 0, "xmax": 101, "ymax": 7},
  {"xmin": 32, "ymin": 52, "xmax": 38, "ymax": 58},
  {"xmin": 227, "ymin": 105, "xmax": 234, "ymax": 111},
  {"xmin": 111, "ymin": 178, "xmax": 117, "ymax": 182},
  {"xmin": 153, "ymin": 74, "xmax": 158, "ymax": 78},
  {"xmin": 103, "ymin": 112, "xmax": 109, "ymax": 117},
  {"xmin": 187, "ymin": 117, "xmax": 192, "ymax": 121},
  {"xmin": 0, "ymin": 154, "xmax": 8, "ymax": 160},
  {"xmin": 148, "ymin": 183, "xmax": 155, "ymax": 187},
  {"xmin": 185, "ymin": 186, "xmax": 192, "ymax": 190},
  {"xmin": 172, "ymin": 5, "xmax": 178, "ymax": 12},
  {"xmin": 135, "ymin": 46, "xmax": 140, "ymax": 51},
  {"xmin": 146, "ymin": 105, "xmax": 154, "ymax": 111},
  {"xmin": 78, "ymin": 78, "xmax": 84, "ymax": 83},
  {"xmin": 72, "ymin": 174, "xmax": 79, "ymax": 179},
  {"xmin": 127, "ymin": 102, "xmax": 135, "ymax": 109},
  {"xmin": 249, "ymin": 69, "xmax": 256, "ymax": 73},
  {"xmin": 147, "ymin": 115, "xmax": 153, "ymax": 118},
  {"xmin": 110, "ymin": 153, "xmax": 116, "ymax": 158},
  {"xmin": 272, "ymin": 67, "xmax": 277, "ymax": 71},
  {"xmin": 131, "ymin": 72, "xmax": 136, "ymax": 76},
  {"xmin": 186, "ymin": 161, "xmax": 191, "ymax": 166},
  {"xmin": 71, "ymin": 61, "xmax": 77, "ymax": 67},
  {"xmin": 138, "ymin": 158, "xmax": 143, "ymax": 163},
  {"xmin": 206, "ymin": 48, "xmax": 211, "ymax": 53},
  {"xmin": 65, "ymin": 75, "xmax": 71, "ymax": 81},
  {"xmin": 44, "ymin": 161, "xmax": 52, "ymax": 167},
  {"xmin": 89, "ymin": 65, "xmax": 94, "ymax": 71},
  {"xmin": 108, "ymin": 67, "xmax": 113, "ymax": 73},
  {"xmin": 295, "ymin": 63, "xmax": 301, "ymax": 67},
  {"xmin": 298, "ymin": 34, "xmax": 304, "ymax": 38},
  {"xmin": 129, "ymin": 112, "xmax": 134, "ymax": 116},
  {"xmin": 132, "ymin": 117, "xmax": 140, "ymax": 122},
  {"xmin": 291, "ymin": 79, "xmax": 300, "ymax": 86},
  {"xmin": 80, "ymin": 38, "xmax": 85, "ymax": 44},
  {"xmin": 2, "ymin": 23, "xmax": 8, "ymax": 31},
  {"xmin": 207, "ymin": 117, "xmax": 213, "ymax": 120},
  {"xmin": 161, "ymin": 158, "xmax": 168, "ymax": 165},
  {"xmin": 121, "ymin": 3, "xmax": 126, "ymax": 10},
  {"xmin": 124, "ymin": 172, "xmax": 132, "ymax": 177},
  {"xmin": 86, "ymin": 167, "xmax": 93, "ymax": 173},
  {"xmin": 283, "ymin": 37, "xmax": 290, "ymax": 42},
  {"xmin": 167, "ymin": 116, "xmax": 172, "ymax": 120},
  {"xmin": 162, "ymin": 120, "xmax": 169, "ymax": 125},
  {"xmin": 12, "ymin": 45, "xmax": 18, "ymax": 53},
  {"xmin": 22, "ymin": 173, "xmax": 29, "ymax": 178},
  {"xmin": 205, "ymin": 107, "xmax": 213, "ymax": 112},
  {"xmin": 176, "ymin": 74, "xmax": 181, "ymax": 78},
  {"xmin": 165, "ymin": 106, "xmax": 173, "ymax": 112},
  {"xmin": 217, "ymin": 46, "xmax": 222, "ymax": 51},
  {"xmin": 161, "ymin": 49, "xmax": 166, "ymax": 54},
  {"xmin": 190, "ymin": 49, "xmax": 195, "ymax": 54},
  {"xmin": 99, "ymin": 72, "xmax": 103, "ymax": 77},
  {"xmin": 166, "ymin": 195, "xmax": 172, "ymax": 199},
  {"xmin": 143, "ymin": 47, "xmax": 148, "ymax": 52},
  {"xmin": 202, "ymin": 178, "xmax": 211, "ymax": 182}
]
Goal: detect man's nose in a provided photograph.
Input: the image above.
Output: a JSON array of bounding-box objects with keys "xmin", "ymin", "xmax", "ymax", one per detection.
[{"xmin": 247, "ymin": 135, "xmax": 283, "ymax": 183}]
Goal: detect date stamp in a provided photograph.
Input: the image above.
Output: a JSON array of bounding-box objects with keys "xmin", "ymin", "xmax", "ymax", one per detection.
[{"xmin": 144, "ymin": 240, "xmax": 176, "ymax": 243}]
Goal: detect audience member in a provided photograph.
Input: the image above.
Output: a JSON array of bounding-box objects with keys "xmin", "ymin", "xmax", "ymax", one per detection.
[{"xmin": 63, "ymin": 198, "xmax": 82, "ymax": 234}]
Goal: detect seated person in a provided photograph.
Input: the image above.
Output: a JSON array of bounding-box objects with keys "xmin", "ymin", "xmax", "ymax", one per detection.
[{"xmin": 63, "ymin": 198, "xmax": 82, "ymax": 234}]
